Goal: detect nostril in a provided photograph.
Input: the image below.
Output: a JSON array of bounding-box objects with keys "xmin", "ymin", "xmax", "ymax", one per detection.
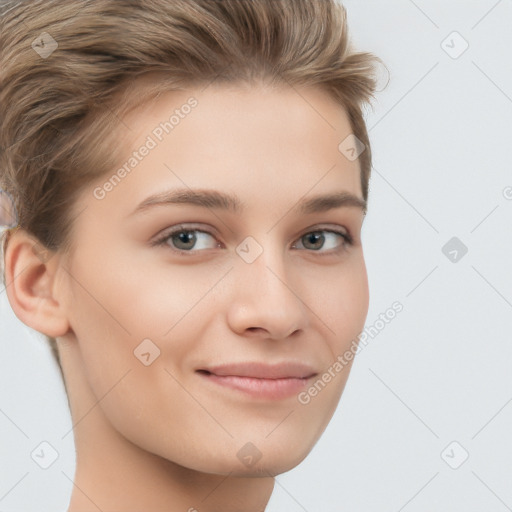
[{"xmin": 247, "ymin": 327, "xmax": 265, "ymax": 334}]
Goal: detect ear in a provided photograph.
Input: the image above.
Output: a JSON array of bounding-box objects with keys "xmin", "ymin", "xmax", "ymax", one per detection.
[{"xmin": 4, "ymin": 229, "xmax": 70, "ymax": 338}]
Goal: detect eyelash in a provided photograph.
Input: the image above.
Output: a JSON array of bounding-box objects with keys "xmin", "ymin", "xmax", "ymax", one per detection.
[{"xmin": 151, "ymin": 224, "xmax": 354, "ymax": 257}]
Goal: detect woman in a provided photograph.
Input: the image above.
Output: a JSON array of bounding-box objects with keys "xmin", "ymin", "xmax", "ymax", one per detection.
[{"xmin": 0, "ymin": 0, "xmax": 382, "ymax": 510}]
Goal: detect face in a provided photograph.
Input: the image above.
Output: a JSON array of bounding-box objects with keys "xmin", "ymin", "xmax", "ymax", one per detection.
[{"xmin": 57, "ymin": 83, "xmax": 369, "ymax": 476}]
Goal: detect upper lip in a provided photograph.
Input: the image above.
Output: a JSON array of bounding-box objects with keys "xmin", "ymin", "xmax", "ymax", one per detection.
[{"xmin": 197, "ymin": 362, "xmax": 318, "ymax": 379}]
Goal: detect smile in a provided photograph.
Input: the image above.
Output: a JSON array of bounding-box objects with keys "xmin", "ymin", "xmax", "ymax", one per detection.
[{"xmin": 196, "ymin": 362, "xmax": 318, "ymax": 400}]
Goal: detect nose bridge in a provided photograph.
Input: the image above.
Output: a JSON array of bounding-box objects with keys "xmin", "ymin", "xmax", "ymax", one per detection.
[
  {"xmin": 242, "ymin": 243, "xmax": 286, "ymax": 296},
  {"xmin": 228, "ymin": 233, "xmax": 308, "ymax": 338},
  {"xmin": 237, "ymin": 229, "xmax": 291, "ymax": 291}
]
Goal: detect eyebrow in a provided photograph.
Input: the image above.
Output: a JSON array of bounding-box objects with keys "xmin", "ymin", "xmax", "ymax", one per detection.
[{"xmin": 130, "ymin": 188, "xmax": 367, "ymax": 217}]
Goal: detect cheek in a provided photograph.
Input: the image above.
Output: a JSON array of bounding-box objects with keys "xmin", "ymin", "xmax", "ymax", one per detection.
[
  {"xmin": 66, "ymin": 246, "xmax": 190, "ymax": 337},
  {"xmin": 317, "ymin": 256, "xmax": 369, "ymax": 347},
  {"xmin": 343, "ymin": 259, "xmax": 370, "ymax": 331},
  {"xmin": 301, "ymin": 262, "xmax": 369, "ymax": 424},
  {"xmin": 63, "ymin": 250, "xmax": 219, "ymax": 396}
]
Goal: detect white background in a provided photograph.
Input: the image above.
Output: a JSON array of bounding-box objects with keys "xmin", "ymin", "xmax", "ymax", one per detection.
[{"xmin": 1, "ymin": 1, "xmax": 512, "ymax": 511}]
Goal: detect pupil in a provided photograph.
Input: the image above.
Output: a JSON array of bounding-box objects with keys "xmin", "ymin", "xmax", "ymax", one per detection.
[
  {"xmin": 175, "ymin": 231, "xmax": 195, "ymax": 248},
  {"xmin": 306, "ymin": 232, "xmax": 323, "ymax": 248}
]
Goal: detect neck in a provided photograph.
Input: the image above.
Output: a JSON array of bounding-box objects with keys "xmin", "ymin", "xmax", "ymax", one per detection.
[
  {"xmin": 67, "ymin": 441, "xmax": 274, "ymax": 512},
  {"xmin": 59, "ymin": 340, "xmax": 274, "ymax": 512}
]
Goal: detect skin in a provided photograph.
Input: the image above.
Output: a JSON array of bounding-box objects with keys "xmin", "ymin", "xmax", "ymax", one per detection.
[{"xmin": 5, "ymin": 83, "xmax": 369, "ymax": 512}]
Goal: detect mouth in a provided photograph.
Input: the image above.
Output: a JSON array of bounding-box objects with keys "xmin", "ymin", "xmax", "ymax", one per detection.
[{"xmin": 196, "ymin": 362, "xmax": 318, "ymax": 400}]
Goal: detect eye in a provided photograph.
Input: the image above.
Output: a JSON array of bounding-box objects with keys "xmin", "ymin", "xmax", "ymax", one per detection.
[
  {"xmin": 151, "ymin": 224, "xmax": 353, "ymax": 256},
  {"xmin": 152, "ymin": 225, "xmax": 220, "ymax": 254},
  {"xmin": 292, "ymin": 229, "xmax": 353, "ymax": 254}
]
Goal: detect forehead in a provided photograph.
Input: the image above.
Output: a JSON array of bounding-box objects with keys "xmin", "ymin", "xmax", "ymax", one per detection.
[{"xmin": 76, "ymin": 83, "xmax": 363, "ymax": 224}]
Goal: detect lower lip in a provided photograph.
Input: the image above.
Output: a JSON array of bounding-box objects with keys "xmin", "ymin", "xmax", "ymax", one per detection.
[{"xmin": 198, "ymin": 373, "xmax": 312, "ymax": 400}]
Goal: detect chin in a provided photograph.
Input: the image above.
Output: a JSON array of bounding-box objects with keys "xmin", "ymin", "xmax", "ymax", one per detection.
[
  {"xmin": 155, "ymin": 434, "xmax": 317, "ymax": 478},
  {"xmin": 221, "ymin": 435, "xmax": 317, "ymax": 477},
  {"xmin": 203, "ymin": 451, "xmax": 311, "ymax": 478}
]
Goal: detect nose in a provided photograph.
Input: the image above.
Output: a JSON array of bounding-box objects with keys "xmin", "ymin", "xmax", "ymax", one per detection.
[{"xmin": 226, "ymin": 244, "xmax": 310, "ymax": 340}]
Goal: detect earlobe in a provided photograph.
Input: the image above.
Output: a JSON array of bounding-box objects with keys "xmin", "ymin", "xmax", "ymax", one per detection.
[{"xmin": 4, "ymin": 229, "xmax": 70, "ymax": 338}]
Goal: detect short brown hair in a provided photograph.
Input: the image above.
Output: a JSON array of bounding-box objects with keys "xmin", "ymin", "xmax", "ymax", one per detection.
[{"xmin": 0, "ymin": 0, "xmax": 382, "ymax": 370}]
